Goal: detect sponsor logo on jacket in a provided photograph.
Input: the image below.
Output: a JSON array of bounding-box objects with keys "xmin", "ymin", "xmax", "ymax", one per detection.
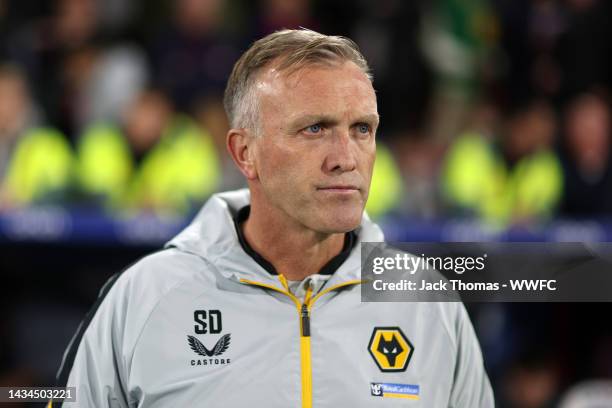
[
  {"xmin": 188, "ymin": 309, "xmax": 231, "ymax": 366},
  {"xmin": 370, "ymin": 382, "xmax": 420, "ymax": 400}
]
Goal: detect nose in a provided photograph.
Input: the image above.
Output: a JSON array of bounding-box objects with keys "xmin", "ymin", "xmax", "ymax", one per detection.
[{"xmin": 323, "ymin": 129, "xmax": 357, "ymax": 174}]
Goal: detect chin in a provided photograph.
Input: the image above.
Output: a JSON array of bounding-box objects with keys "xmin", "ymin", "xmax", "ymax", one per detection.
[{"xmin": 318, "ymin": 209, "xmax": 363, "ymax": 233}]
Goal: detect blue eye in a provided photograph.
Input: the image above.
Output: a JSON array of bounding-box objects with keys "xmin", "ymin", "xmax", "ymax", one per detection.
[
  {"xmin": 357, "ymin": 124, "xmax": 370, "ymax": 134},
  {"xmin": 307, "ymin": 124, "xmax": 322, "ymax": 133}
]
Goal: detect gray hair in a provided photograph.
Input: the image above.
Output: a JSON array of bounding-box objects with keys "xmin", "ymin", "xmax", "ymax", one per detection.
[{"xmin": 223, "ymin": 28, "xmax": 372, "ymax": 132}]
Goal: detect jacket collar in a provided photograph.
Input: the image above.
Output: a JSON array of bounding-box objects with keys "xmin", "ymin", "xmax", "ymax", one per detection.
[
  {"xmin": 166, "ymin": 189, "xmax": 385, "ymax": 286},
  {"xmin": 233, "ymin": 205, "xmax": 357, "ymax": 276}
]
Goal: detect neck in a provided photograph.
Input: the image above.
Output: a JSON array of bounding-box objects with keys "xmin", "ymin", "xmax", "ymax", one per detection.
[{"xmin": 243, "ymin": 198, "xmax": 346, "ymax": 281}]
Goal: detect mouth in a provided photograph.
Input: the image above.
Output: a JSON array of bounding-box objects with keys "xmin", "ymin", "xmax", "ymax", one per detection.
[{"xmin": 317, "ymin": 185, "xmax": 360, "ymax": 194}]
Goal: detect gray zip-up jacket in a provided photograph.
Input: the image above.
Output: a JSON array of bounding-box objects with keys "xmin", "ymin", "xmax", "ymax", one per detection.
[{"xmin": 52, "ymin": 189, "xmax": 494, "ymax": 407}]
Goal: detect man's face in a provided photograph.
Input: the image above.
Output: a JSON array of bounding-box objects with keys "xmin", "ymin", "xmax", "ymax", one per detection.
[{"xmin": 251, "ymin": 60, "xmax": 378, "ymax": 233}]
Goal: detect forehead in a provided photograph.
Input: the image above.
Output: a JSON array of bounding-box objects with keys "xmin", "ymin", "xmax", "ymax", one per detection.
[{"xmin": 255, "ymin": 60, "xmax": 377, "ymax": 122}]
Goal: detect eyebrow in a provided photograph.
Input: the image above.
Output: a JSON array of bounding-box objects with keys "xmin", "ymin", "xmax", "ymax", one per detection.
[
  {"xmin": 289, "ymin": 113, "xmax": 380, "ymax": 131},
  {"xmin": 356, "ymin": 114, "xmax": 380, "ymax": 128}
]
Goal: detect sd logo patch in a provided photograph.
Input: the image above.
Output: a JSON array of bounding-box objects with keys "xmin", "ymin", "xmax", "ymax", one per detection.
[{"xmin": 368, "ymin": 327, "xmax": 414, "ymax": 372}]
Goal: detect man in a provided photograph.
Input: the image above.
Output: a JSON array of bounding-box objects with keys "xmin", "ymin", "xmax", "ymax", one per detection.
[
  {"xmin": 0, "ymin": 64, "xmax": 73, "ymax": 208},
  {"xmin": 52, "ymin": 29, "xmax": 494, "ymax": 407}
]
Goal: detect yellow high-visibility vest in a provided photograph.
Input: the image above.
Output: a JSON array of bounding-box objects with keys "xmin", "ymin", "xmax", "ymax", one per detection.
[
  {"xmin": 442, "ymin": 132, "xmax": 562, "ymax": 225},
  {"xmin": 77, "ymin": 117, "xmax": 221, "ymax": 215},
  {"xmin": 366, "ymin": 143, "xmax": 403, "ymax": 219},
  {"xmin": 3, "ymin": 127, "xmax": 74, "ymax": 205}
]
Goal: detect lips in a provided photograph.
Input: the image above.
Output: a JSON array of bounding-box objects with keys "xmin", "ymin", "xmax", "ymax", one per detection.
[
  {"xmin": 318, "ymin": 184, "xmax": 359, "ymax": 190},
  {"xmin": 317, "ymin": 185, "xmax": 360, "ymax": 191}
]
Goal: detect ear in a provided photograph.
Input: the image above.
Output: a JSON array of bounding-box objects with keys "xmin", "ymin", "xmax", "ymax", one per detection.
[{"xmin": 227, "ymin": 128, "xmax": 258, "ymax": 180}]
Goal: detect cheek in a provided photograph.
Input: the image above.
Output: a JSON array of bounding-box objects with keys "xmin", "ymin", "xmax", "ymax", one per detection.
[
  {"xmin": 361, "ymin": 145, "xmax": 376, "ymax": 174},
  {"xmin": 257, "ymin": 146, "xmax": 304, "ymax": 190},
  {"xmin": 262, "ymin": 138, "xmax": 320, "ymax": 174}
]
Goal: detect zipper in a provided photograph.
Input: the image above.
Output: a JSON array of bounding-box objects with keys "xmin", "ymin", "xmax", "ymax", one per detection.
[
  {"xmin": 301, "ymin": 280, "xmax": 313, "ymax": 337},
  {"xmin": 239, "ymin": 277, "xmax": 363, "ymax": 408},
  {"xmin": 300, "ymin": 304, "xmax": 310, "ymax": 337}
]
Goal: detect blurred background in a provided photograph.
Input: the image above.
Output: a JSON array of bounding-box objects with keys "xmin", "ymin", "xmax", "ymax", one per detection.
[{"xmin": 1, "ymin": 0, "xmax": 612, "ymax": 406}]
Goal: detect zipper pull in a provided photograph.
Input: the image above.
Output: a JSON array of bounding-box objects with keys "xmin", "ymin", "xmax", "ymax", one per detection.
[{"xmin": 301, "ymin": 304, "xmax": 310, "ymax": 337}]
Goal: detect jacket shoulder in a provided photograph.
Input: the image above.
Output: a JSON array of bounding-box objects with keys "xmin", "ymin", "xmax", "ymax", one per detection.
[
  {"xmin": 88, "ymin": 248, "xmax": 210, "ymax": 354},
  {"xmin": 122, "ymin": 247, "xmax": 209, "ymax": 290}
]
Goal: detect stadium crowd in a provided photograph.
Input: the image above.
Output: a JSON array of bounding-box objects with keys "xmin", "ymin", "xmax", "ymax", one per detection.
[{"xmin": 1, "ymin": 0, "xmax": 611, "ymax": 226}]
